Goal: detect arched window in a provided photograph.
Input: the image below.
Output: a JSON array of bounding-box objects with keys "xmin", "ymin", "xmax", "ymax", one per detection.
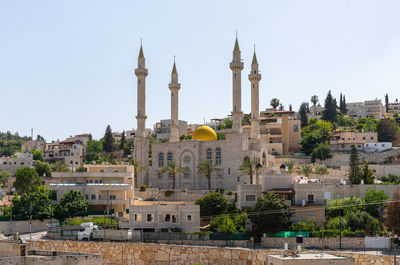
[
  {"xmin": 215, "ymin": 148, "xmax": 221, "ymax": 165},
  {"xmin": 167, "ymin": 152, "xmax": 173, "ymax": 163},
  {"xmin": 184, "ymin": 167, "xmax": 191, "ymax": 178},
  {"xmin": 206, "ymin": 148, "xmax": 212, "ymax": 164},
  {"xmin": 158, "ymin": 153, "xmax": 164, "ymax": 167}
]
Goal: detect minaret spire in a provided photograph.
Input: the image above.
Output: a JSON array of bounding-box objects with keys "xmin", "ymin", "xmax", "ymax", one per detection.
[
  {"xmin": 230, "ymin": 33, "xmax": 244, "ymax": 133},
  {"xmin": 169, "ymin": 57, "xmax": 181, "ymax": 142},
  {"xmin": 249, "ymin": 43, "xmax": 261, "ymax": 140}
]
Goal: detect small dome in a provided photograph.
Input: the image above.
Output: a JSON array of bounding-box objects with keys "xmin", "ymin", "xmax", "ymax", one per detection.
[{"xmin": 193, "ymin": 125, "xmax": 218, "ymax": 141}]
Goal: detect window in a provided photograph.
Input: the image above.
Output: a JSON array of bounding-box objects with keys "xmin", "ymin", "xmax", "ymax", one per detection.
[
  {"xmin": 206, "ymin": 148, "xmax": 212, "ymax": 164},
  {"xmin": 165, "ymin": 214, "xmax": 171, "ymax": 222},
  {"xmin": 371, "ymin": 137, "xmax": 374, "ymax": 140},
  {"xmin": 293, "ymin": 125, "xmax": 298, "ymax": 132},
  {"xmin": 146, "ymin": 214, "xmax": 153, "ymax": 222},
  {"xmin": 70, "ymin": 160, "xmax": 73, "ymax": 164},
  {"xmin": 98, "ymin": 195, "xmax": 101, "ymax": 200},
  {"xmin": 363, "ymin": 137, "xmax": 366, "ymax": 140},
  {"xmin": 228, "ymin": 168, "xmax": 231, "ymax": 175},
  {"xmin": 158, "ymin": 153, "xmax": 164, "ymax": 167},
  {"xmin": 20, "ymin": 162, "xmax": 24, "ymax": 165},
  {"xmin": 91, "ymin": 195, "xmax": 96, "ymax": 200},
  {"xmin": 246, "ymin": 195, "xmax": 256, "ymax": 201},
  {"xmin": 187, "ymin": 215, "xmax": 192, "ymax": 221},
  {"xmin": 172, "ymin": 215, "xmax": 177, "ymax": 223},
  {"xmin": 134, "ymin": 213, "xmax": 142, "ymax": 221},
  {"xmin": 110, "ymin": 195, "xmax": 116, "ymax": 200},
  {"xmin": 167, "ymin": 152, "xmax": 173, "ymax": 163},
  {"xmin": 307, "ymin": 194, "xmax": 314, "ymax": 205},
  {"xmin": 215, "ymin": 148, "xmax": 221, "ymax": 165},
  {"xmin": 85, "ymin": 195, "xmax": 89, "ymax": 200}
]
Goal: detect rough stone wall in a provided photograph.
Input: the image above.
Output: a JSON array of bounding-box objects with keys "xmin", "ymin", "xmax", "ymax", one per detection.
[
  {"xmin": 0, "ymin": 219, "xmax": 49, "ymax": 235},
  {"xmin": 30, "ymin": 240, "xmax": 400, "ymax": 265},
  {"xmin": 262, "ymin": 237, "xmax": 365, "ymax": 249}
]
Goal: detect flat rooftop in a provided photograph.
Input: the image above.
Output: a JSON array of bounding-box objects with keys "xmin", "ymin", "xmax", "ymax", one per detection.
[{"xmin": 268, "ymin": 253, "xmax": 351, "ymax": 260}]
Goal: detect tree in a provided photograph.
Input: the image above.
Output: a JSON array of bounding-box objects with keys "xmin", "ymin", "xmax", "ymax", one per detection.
[
  {"xmin": 278, "ymin": 103, "xmax": 284, "ymax": 111},
  {"xmin": 310, "ymin": 95, "xmax": 318, "ymax": 116},
  {"xmin": 161, "ymin": 161, "xmax": 184, "ymax": 189},
  {"xmin": 14, "ymin": 167, "xmax": 41, "ymax": 194},
  {"xmin": 103, "ymin": 125, "xmax": 114, "ymax": 153},
  {"xmin": 300, "ymin": 130, "xmax": 323, "ymax": 155},
  {"xmin": 35, "ymin": 160, "xmax": 52, "ymax": 177},
  {"xmin": 51, "ymin": 160, "xmax": 70, "ymax": 172},
  {"xmin": 299, "ymin": 102, "xmax": 308, "ymax": 127},
  {"xmin": 363, "ymin": 188, "xmax": 388, "ymax": 219},
  {"xmin": 210, "ymin": 214, "xmax": 237, "ymax": 233},
  {"xmin": 348, "ymin": 145, "xmax": 361, "ymax": 184},
  {"xmin": 342, "ymin": 95, "xmax": 347, "ymax": 114},
  {"xmin": 219, "ymin": 118, "xmax": 232, "ymax": 130},
  {"xmin": 385, "ymin": 93, "xmax": 389, "ymax": 112},
  {"xmin": 197, "ymin": 160, "xmax": 220, "ymax": 190},
  {"xmin": 326, "ymin": 196, "xmax": 364, "ymax": 218},
  {"xmin": 296, "ymin": 164, "xmax": 313, "ymax": 178},
  {"xmin": 119, "ymin": 130, "xmax": 126, "ymax": 151},
  {"xmin": 360, "ymin": 162, "xmax": 375, "ymax": 184},
  {"xmin": 86, "ymin": 139, "xmax": 103, "ymax": 161},
  {"xmin": 130, "ymin": 158, "xmax": 147, "ymax": 188},
  {"xmin": 54, "ymin": 190, "xmax": 88, "ymax": 222},
  {"xmin": 376, "ymin": 119, "xmax": 396, "ymax": 142},
  {"xmin": 31, "ymin": 149, "xmax": 43, "ymax": 161},
  {"xmin": 270, "ymin": 98, "xmax": 280, "ymax": 111},
  {"xmin": 321, "ymin": 90, "xmax": 337, "ymax": 122},
  {"xmin": 385, "ymin": 188, "xmax": 400, "ymax": 235},
  {"xmin": 195, "ymin": 192, "xmax": 229, "ymax": 217},
  {"xmin": 339, "ymin": 93, "xmax": 347, "ymax": 114},
  {"xmin": 346, "ymin": 210, "xmax": 381, "ymax": 235},
  {"xmin": 238, "ymin": 160, "xmax": 261, "ymax": 185},
  {"xmin": 310, "ymin": 142, "xmax": 333, "ymax": 161},
  {"xmin": 247, "ymin": 192, "xmax": 291, "ymax": 233},
  {"xmin": 0, "ymin": 170, "xmax": 11, "ymax": 187},
  {"xmin": 11, "ymin": 185, "xmax": 53, "ymax": 221},
  {"xmin": 284, "ymin": 160, "xmax": 295, "ymax": 173}
]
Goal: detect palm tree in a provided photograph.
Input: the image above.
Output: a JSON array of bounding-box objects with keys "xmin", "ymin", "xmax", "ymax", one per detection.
[
  {"xmin": 197, "ymin": 160, "xmax": 220, "ymax": 190},
  {"xmin": 296, "ymin": 164, "xmax": 313, "ymax": 178},
  {"xmin": 129, "ymin": 158, "xmax": 148, "ymax": 188},
  {"xmin": 51, "ymin": 160, "xmax": 70, "ymax": 172},
  {"xmin": 238, "ymin": 160, "xmax": 262, "ymax": 185},
  {"xmin": 161, "ymin": 161, "xmax": 184, "ymax": 189},
  {"xmin": 284, "ymin": 160, "xmax": 295, "ymax": 173},
  {"xmin": 311, "ymin": 95, "xmax": 319, "ymax": 116},
  {"xmin": 270, "ymin": 98, "xmax": 280, "ymax": 111}
]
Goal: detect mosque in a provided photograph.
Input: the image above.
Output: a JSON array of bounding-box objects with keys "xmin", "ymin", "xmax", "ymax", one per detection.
[{"xmin": 133, "ymin": 37, "xmax": 274, "ymax": 191}]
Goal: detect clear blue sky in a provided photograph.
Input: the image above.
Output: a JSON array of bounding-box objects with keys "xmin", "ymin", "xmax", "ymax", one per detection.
[{"xmin": 1, "ymin": 0, "xmax": 400, "ymax": 141}]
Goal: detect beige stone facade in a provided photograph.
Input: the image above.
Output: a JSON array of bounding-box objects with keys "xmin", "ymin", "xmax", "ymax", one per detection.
[
  {"xmin": 43, "ymin": 139, "xmax": 84, "ymax": 169},
  {"xmin": 129, "ymin": 201, "xmax": 200, "ymax": 232},
  {"xmin": 153, "ymin": 119, "xmax": 187, "ymax": 141},
  {"xmin": 0, "ymin": 152, "xmax": 33, "ymax": 174},
  {"xmin": 21, "ymin": 140, "xmax": 46, "ymax": 153},
  {"xmin": 330, "ymin": 131, "xmax": 378, "ymax": 151},
  {"xmin": 347, "ymin": 99, "xmax": 386, "ymax": 119},
  {"xmin": 49, "ymin": 165, "xmax": 134, "ymax": 218}
]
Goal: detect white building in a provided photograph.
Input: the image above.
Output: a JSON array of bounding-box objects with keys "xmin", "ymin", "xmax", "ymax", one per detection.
[{"xmin": 363, "ymin": 142, "xmax": 392, "ymax": 153}]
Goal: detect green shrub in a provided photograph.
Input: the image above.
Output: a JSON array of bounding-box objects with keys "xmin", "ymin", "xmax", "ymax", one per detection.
[
  {"xmin": 139, "ymin": 185, "xmax": 147, "ymax": 192},
  {"xmin": 164, "ymin": 190, "xmax": 174, "ymax": 197},
  {"xmin": 225, "ymin": 190, "xmax": 233, "ymax": 195}
]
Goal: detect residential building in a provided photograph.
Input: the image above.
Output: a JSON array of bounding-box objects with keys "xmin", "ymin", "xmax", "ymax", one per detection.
[
  {"xmin": 0, "ymin": 153, "xmax": 33, "ymax": 174},
  {"xmin": 66, "ymin": 133, "xmax": 91, "ymax": 146},
  {"xmin": 347, "ymin": 99, "xmax": 386, "ymax": 119},
  {"xmin": 363, "ymin": 142, "xmax": 392, "ymax": 153},
  {"xmin": 43, "ymin": 139, "xmax": 84, "ymax": 169},
  {"xmin": 49, "ymin": 165, "xmax": 134, "ymax": 218},
  {"xmin": 153, "ymin": 119, "xmax": 188, "ymax": 141},
  {"xmin": 126, "ymin": 129, "xmax": 152, "ymax": 140},
  {"xmin": 244, "ymin": 110, "xmax": 301, "ymax": 155},
  {"xmin": 112, "ymin": 132, "xmax": 123, "ymax": 142},
  {"xmin": 388, "ymin": 101, "xmax": 400, "ymax": 114},
  {"xmin": 129, "ymin": 201, "xmax": 200, "ymax": 232},
  {"xmin": 330, "ymin": 131, "xmax": 378, "ymax": 152},
  {"xmin": 21, "ymin": 140, "xmax": 46, "ymax": 153}
]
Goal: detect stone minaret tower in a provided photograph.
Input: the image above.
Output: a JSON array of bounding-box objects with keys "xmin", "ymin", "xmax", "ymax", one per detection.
[
  {"xmin": 248, "ymin": 49, "xmax": 262, "ymax": 140},
  {"xmin": 230, "ymin": 36, "xmax": 244, "ymax": 133},
  {"xmin": 169, "ymin": 59, "xmax": 181, "ymax": 142},
  {"xmin": 133, "ymin": 43, "xmax": 149, "ymax": 185}
]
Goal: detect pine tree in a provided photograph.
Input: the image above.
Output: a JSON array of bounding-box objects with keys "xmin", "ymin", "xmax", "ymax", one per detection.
[
  {"xmin": 299, "ymin": 102, "xmax": 308, "ymax": 127},
  {"xmin": 385, "ymin": 94, "xmax": 389, "ymax": 112},
  {"xmin": 349, "ymin": 145, "xmax": 361, "ymax": 184},
  {"xmin": 322, "ymin": 90, "xmax": 337, "ymax": 122},
  {"xmin": 103, "ymin": 125, "xmax": 114, "ymax": 153},
  {"xmin": 289, "ymin": 104, "xmax": 292, "ymax": 111}
]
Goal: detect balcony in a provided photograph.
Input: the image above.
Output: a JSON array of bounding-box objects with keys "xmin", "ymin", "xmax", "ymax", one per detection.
[
  {"xmin": 90, "ymin": 199, "xmax": 130, "ymax": 205},
  {"xmin": 49, "ymin": 183, "xmax": 132, "ymax": 191}
]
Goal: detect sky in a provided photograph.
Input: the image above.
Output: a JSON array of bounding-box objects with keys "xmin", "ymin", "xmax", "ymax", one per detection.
[{"xmin": 1, "ymin": 0, "xmax": 400, "ymax": 141}]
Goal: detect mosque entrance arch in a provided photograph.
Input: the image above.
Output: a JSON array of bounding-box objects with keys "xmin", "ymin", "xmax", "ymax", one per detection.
[{"xmin": 179, "ymin": 149, "xmax": 195, "ymax": 189}]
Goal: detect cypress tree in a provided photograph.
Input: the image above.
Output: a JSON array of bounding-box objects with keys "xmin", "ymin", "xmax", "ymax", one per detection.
[
  {"xmin": 322, "ymin": 90, "xmax": 337, "ymax": 122},
  {"xmin": 299, "ymin": 102, "xmax": 308, "ymax": 127},
  {"xmin": 119, "ymin": 130, "xmax": 126, "ymax": 151},
  {"xmin": 342, "ymin": 95, "xmax": 347, "ymax": 114},
  {"xmin": 349, "ymin": 145, "xmax": 361, "ymax": 184},
  {"xmin": 339, "ymin": 93, "xmax": 343, "ymax": 113},
  {"xmin": 385, "ymin": 94, "xmax": 389, "ymax": 112},
  {"xmin": 103, "ymin": 125, "xmax": 114, "ymax": 153}
]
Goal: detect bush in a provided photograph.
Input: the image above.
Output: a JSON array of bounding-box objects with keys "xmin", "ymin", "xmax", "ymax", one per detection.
[
  {"xmin": 164, "ymin": 190, "xmax": 174, "ymax": 197},
  {"xmin": 225, "ymin": 190, "xmax": 233, "ymax": 196},
  {"xmin": 139, "ymin": 185, "xmax": 147, "ymax": 192}
]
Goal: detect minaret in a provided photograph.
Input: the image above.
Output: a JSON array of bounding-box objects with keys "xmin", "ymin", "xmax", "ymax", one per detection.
[
  {"xmin": 230, "ymin": 34, "xmax": 244, "ymax": 133},
  {"xmin": 133, "ymin": 42, "xmax": 149, "ymax": 186},
  {"xmin": 248, "ymin": 48, "xmax": 262, "ymax": 140},
  {"xmin": 169, "ymin": 58, "xmax": 181, "ymax": 142},
  {"xmin": 135, "ymin": 43, "xmax": 148, "ymax": 137}
]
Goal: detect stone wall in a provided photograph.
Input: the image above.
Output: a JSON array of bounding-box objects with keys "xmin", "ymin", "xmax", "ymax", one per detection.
[
  {"xmin": 262, "ymin": 237, "xmax": 365, "ymax": 250},
  {"xmin": 325, "ymin": 149, "xmax": 400, "ymax": 168},
  {"xmin": 30, "ymin": 240, "xmax": 400, "ymax": 265},
  {"xmin": 0, "ymin": 219, "xmax": 49, "ymax": 235}
]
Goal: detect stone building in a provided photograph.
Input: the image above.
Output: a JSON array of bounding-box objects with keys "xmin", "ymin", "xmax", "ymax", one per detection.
[
  {"xmin": 43, "ymin": 139, "xmax": 84, "ymax": 169},
  {"xmin": 347, "ymin": 99, "xmax": 386, "ymax": 119},
  {"xmin": 129, "ymin": 201, "xmax": 200, "ymax": 232},
  {"xmin": 21, "ymin": 140, "xmax": 46, "ymax": 153},
  {"xmin": 330, "ymin": 131, "xmax": 378, "ymax": 152},
  {"xmin": 0, "ymin": 152, "xmax": 33, "ymax": 174},
  {"xmin": 154, "ymin": 119, "xmax": 188, "ymax": 141},
  {"xmin": 132, "ymin": 38, "xmax": 274, "ymax": 191},
  {"xmin": 49, "ymin": 165, "xmax": 134, "ymax": 218}
]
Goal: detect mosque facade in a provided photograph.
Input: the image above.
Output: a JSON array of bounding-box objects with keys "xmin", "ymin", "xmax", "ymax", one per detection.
[{"xmin": 133, "ymin": 38, "xmax": 274, "ymax": 191}]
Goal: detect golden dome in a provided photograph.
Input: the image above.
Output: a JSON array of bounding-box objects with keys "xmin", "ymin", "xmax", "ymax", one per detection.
[{"xmin": 192, "ymin": 125, "xmax": 218, "ymax": 141}]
